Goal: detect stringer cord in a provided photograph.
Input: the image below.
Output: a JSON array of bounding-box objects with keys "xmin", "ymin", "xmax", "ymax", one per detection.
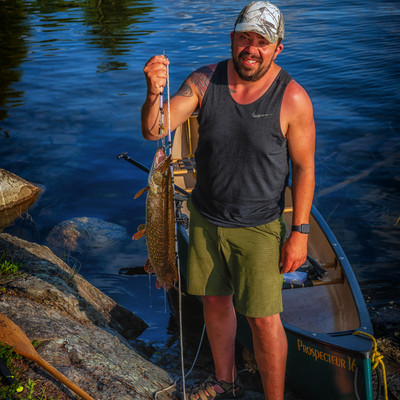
[
  {"xmin": 155, "ymin": 57, "xmax": 207, "ymax": 400},
  {"xmin": 165, "ymin": 61, "xmax": 187, "ymax": 396},
  {"xmin": 154, "ymin": 57, "xmax": 187, "ymax": 400},
  {"xmin": 166, "ymin": 62, "xmax": 172, "ymax": 156}
]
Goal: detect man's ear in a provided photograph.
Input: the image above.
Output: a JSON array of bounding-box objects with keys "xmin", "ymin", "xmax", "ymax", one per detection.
[{"xmin": 273, "ymin": 43, "xmax": 284, "ymax": 60}]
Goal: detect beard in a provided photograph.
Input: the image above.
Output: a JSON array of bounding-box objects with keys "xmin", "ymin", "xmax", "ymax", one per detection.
[{"xmin": 232, "ymin": 50, "xmax": 273, "ymax": 82}]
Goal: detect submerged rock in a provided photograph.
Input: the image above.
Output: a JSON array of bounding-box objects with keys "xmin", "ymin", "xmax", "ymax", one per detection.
[
  {"xmin": 46, "ymin": 217, "xmax": 128, "ymax": 256},
  {"xmin": 0, "ymin": 169, "xmax": 41, "ymax": 232},
  {"xmin": 0, "ymin": 233, "xmax": 176, "ymax": 399}
]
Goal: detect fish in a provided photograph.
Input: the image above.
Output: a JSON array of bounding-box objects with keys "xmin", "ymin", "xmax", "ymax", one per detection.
[{"xmin": 132, "ymin": 147, "xmax": 178, "ymax": 289}]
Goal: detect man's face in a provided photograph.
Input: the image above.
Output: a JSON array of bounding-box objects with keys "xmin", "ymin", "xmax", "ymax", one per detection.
[{"xmin": 231, "ymin": 31, "xmax": 283, "ymax": 82}]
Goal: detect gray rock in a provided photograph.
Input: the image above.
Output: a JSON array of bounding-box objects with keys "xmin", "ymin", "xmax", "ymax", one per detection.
[
  {"xmin": 46, "ymin": 217, "xmax": 128, "ymax": 256},
  {"xmin": 0, "ymin": 233, "xmax": 177, "ymax": 399}
]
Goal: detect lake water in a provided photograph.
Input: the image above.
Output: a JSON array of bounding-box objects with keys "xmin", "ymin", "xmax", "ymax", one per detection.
[{"xmin": 1, "ymin": 0, "xmax": 399, "ymax": 352}]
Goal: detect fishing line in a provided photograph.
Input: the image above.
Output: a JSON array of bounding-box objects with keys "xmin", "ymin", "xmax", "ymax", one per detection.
[
  {"xmin": 162, "ymin": 54, "xmax": 187, "ymax": 399},
  {"xmin": 148, "ymin": 273, "xmax": 153, "ymax": 309},
  {"xmin": 154, "ymin": 55, "xmax": 195, "ymax": 400},
  {"xmin": 166, "ymin": 61, "xmax": 172, "ymax": 157},
  {"xmin": 158, "ymin": 52, "xmax": 166, "ymax": 151},
  {"xmin": 159, "ymin": 89, "xmax": 166, "ymax": 151}
]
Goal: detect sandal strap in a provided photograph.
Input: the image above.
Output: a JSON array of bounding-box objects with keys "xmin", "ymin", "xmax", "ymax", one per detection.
[{"xmin": 186, "ymin": 374, "xmax": 243, "ymax": 400}]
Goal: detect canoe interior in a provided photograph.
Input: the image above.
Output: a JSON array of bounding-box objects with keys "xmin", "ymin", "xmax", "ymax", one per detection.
[{"xmin": 172, "ymin": 116, "xmax": 361, "ymax": 335}]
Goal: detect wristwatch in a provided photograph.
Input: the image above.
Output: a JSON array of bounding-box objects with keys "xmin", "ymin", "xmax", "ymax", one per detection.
[{"xmin": 291, "ymin": 224, "xmax": 310, "ymax": 234}]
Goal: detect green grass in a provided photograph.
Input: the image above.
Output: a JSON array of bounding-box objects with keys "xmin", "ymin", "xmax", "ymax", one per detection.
[
  {"xmin": 0, "ymin": 254, "xmax": 60, "ymax": 399},
  {"xmin": 0, "ymin": 343, "xmax": 23, "ymax": 399},
  {"xmin": 0, "ymin": 343, "xmax": 61, "ymax": 400},
  {"xmin": 0, "ymin": 251, "xmax": 23, "ymax": 279}
]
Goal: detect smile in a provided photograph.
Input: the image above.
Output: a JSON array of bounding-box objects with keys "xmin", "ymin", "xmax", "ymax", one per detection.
[{"xmin": 239, "ymin": 54, "xmax": 261, "ymax": 67}]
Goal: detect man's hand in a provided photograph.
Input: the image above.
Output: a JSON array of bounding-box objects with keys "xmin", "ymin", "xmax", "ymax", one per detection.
[
  {"xmin": 279, "ymin": 232, "xmax": 308, "ymax": 274},
  {"xmin": 143, "ymin": 55, "xmax": 170, "ymax": 96}
]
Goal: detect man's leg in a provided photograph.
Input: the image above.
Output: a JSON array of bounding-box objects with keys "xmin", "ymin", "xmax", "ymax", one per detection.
[
  {"xmin": 202, "ymin": 294, "xmax": 237, "ymax": 384},
  {"xmin": 247, "ymin": 313, "xmax": 287, "ymax": 400}
]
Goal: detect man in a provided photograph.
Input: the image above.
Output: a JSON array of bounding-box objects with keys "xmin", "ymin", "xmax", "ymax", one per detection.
[{"xmin": 141, "ymin": 2, "xmax": 315, "ymax": 399}]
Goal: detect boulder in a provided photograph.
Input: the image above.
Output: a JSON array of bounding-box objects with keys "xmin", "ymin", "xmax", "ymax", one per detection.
[
  {"xmin": 0, "ymin": 233, "xmax": 176, "ymax": 399},
  {"xmin": 46, "ymin": 217, "xmax": 128, "ymax": 257},
  {"xmin": 0, "ymin": 169, "xmax": 41, "ymax": 232}
]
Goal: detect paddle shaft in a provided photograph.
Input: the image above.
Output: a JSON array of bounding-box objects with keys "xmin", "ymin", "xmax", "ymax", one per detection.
[{"xmin": 33, "ymin": 354, "xmax": 95, "ymax": 400}]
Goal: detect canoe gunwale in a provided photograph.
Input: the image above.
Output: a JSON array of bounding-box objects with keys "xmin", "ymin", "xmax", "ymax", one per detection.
[{"xmin": 308, "ymin": 204, "xmax": 373, "ymax": 335}]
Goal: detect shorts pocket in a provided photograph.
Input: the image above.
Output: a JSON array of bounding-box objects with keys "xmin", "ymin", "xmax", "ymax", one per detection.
[{"xmin": 254, "ymin": 218, "xmax": 284, "ymax": 242}]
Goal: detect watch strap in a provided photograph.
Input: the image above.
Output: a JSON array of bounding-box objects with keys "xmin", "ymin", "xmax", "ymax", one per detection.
[{"xmin": 291, "ymin": 224, "xmax": 310, "ymax": 234}]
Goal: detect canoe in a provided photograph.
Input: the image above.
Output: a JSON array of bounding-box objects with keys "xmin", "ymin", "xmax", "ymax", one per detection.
[{"xmin": 168, "ymin": 115, "xmax": 375, "ymax": 400}]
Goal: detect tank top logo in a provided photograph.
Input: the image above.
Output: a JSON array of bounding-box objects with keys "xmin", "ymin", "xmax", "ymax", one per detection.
[{"xmin": 251, "ymin": 111, "xmax": 272, "ymax": 118}]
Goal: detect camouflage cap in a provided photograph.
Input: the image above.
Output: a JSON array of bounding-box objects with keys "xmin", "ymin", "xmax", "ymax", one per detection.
[{"xmin": 234, "ymin": 1, "xmax": 284, "ymax": 43}]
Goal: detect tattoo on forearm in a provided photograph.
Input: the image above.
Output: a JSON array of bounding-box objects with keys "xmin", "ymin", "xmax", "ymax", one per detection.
[{"xmin": 177, "ymin": 81, "xmax": 193, "ymax": 97}]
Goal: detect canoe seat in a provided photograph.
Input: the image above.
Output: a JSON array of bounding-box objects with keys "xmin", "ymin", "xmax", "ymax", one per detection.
[
  {"xmin": 173, "ymin": 157, "xmax": 196, "ymax": 176},
  {"xmin": 282, "ymin": 256, "xmax": 343, "ymax": 290}
]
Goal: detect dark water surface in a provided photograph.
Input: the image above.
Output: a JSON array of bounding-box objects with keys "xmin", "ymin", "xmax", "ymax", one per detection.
[{"xmin": 1, "ymin": 0, "xmax": 399, "ymax": 354}]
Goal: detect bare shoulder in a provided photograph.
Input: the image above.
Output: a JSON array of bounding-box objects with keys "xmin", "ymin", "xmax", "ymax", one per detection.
[
  {"xmin": 282, "ymin": 79, "xmax": 315, "ymax": 141},
  {"xmin": 284, "ymin": 79, "xmax": 313, "ymax": 114},
  {"xmin": 176, "ymin": 64, "xmax": 217, "ymax": 99}
]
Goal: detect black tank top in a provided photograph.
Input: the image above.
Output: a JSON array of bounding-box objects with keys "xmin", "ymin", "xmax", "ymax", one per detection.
[{"xmin": 191, "ymin": 59, "xmax": 292, "ymax": 227}]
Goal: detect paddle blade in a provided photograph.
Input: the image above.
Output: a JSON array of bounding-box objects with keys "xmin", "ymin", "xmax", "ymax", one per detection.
[
  {"xmin": 0, "ymin": 313, "xmax": 36, "ymax": 360},
  {"xmin": 0, "ymin": 313, "xmax": 95, "ymax": 400}
]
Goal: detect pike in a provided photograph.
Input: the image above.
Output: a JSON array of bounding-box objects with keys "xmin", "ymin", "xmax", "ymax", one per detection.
[{"xmin": 132, "ymin": 147, "xmax": 178, "ymax": 289}]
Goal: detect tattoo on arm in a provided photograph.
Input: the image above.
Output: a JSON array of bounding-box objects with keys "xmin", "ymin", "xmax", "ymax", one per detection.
[
  {"xmin": 189, "ymin": 66, "xmax": 214, "ymax": 97},
  {"xmin": 176, "ymin": 81, "xmax": 193, "ymax": 97},
  {"xmin": 175, "ymin": 65, "xmax": 214, "ymax": 99}
]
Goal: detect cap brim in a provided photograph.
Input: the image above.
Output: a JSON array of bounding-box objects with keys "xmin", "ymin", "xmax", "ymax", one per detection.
[{"xmin": 234, "ymin": 22, "xmax": 279, "ymax": 43}]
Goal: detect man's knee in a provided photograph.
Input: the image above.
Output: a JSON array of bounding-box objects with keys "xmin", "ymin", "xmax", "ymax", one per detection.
[
  {"xmin": 247, "ymin": 313, "xmax": 282, "ymax": 332},
  {"xmin": 201, "ymin": 295, "xmax": 233, "ymax": 310}
]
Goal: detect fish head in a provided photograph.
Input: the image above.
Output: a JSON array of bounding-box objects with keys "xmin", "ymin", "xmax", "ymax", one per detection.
[
  {"xmin": 148, "ymin": 147, "xmax": 171, "ymax": 187},
  {"xmin": 151, "ymin": 147, "xmax": 167, "ymax": 170}
]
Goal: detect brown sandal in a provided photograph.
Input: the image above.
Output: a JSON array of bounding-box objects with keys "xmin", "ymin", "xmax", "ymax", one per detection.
[{"xmin": 179, "ymin": 375, "xmax": 244, "ymax": 400}]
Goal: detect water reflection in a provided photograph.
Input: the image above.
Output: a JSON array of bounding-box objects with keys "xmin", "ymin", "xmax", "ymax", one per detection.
[
  {"xmin": 83, "ymin": 0, "xmax": 154, "ymax": 72},
  {"xmin": 0, "ymin": 0, "xmax": 30, "ymax": 122}
]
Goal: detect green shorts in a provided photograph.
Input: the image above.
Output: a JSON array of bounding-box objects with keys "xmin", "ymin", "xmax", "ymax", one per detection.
[{"xmin": 187, "ymin": 199, "xmax": 285, "ymax": 318}]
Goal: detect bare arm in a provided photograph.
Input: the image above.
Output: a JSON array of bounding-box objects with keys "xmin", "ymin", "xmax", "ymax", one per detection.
[
  {"xmin": 280, "ymin": 80, "xmax": 316, "ymax": 273},
  {"xmin": 141, "ymin": 56, "xmax": 213, "ymax": 140}
]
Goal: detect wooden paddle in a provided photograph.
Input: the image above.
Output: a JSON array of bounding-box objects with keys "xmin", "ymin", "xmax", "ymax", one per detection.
[{"xmin": 0, "ymin": 313, "xmax": 95, "ymax": 400}]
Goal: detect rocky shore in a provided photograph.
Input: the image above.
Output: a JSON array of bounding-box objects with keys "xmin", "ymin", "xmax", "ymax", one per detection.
[
  {"xmin": 1, "ymin": 232, "xmax": 399, "ymax": 400},
  {"xmin": 0, "ymin": 232, "xmax": 178, "ymax": 399}
]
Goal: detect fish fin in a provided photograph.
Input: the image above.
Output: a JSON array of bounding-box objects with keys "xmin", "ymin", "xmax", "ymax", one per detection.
[
  {"xmin": 132, "ymin": 226, "xmax": 146, "ymax": 240},
  {"xmin": 134, "ymin": 186, "xmax": 149, "ymax": 199},
  {"xmin": 144, "ymin": 258, "xmax": 154, "ymax": 274},
  {"xmin": 155, "ymin": 280, "xmax": 186, "ymax": 295}
]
